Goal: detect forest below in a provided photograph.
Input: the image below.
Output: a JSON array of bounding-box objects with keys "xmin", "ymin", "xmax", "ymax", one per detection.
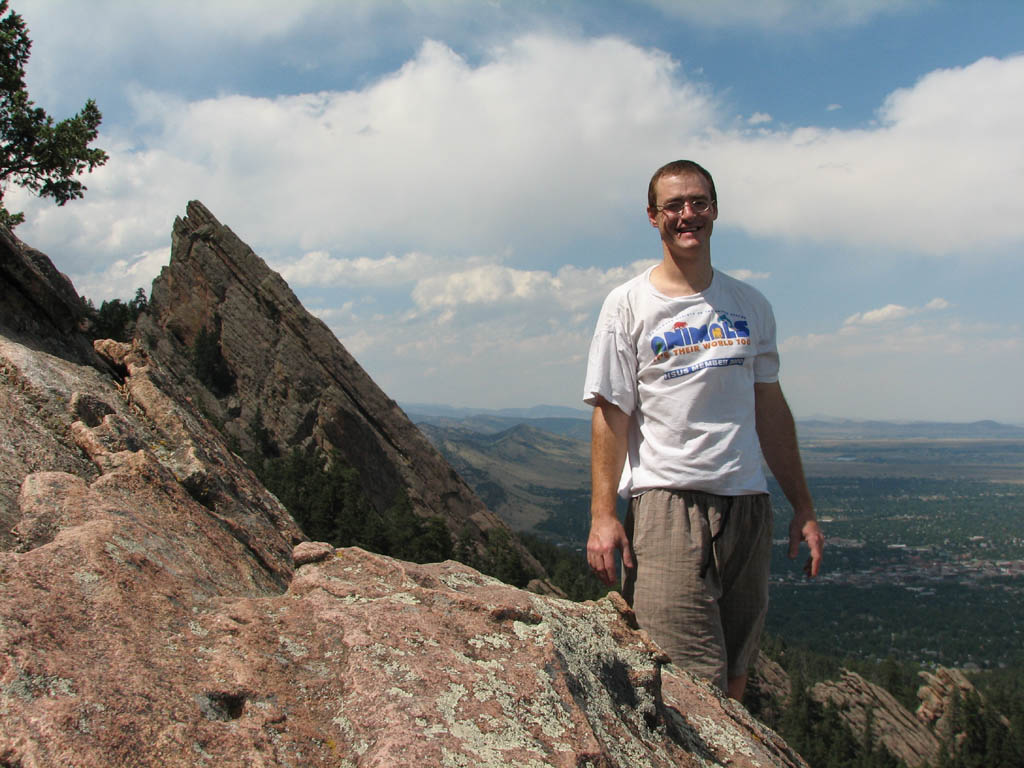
[{"xmin": 411, "ymin": 407, "xmax": 1024, "ymax": 768}]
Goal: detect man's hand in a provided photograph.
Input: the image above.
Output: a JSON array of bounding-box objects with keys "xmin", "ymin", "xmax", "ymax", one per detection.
[
  {"xmin": 755, "ymin": 381, "xmax": 824, "ymax": 578},
  {"xmin": 788, "ymin": 511, "xmax": 824, "ymax": 578},
  {"xmin": 588, "ymin": 397, "xmax": 632, "ymax": 586},
  {"xmin": 587, "ymin": 514, "xmax": 634, "ymax": 586}
]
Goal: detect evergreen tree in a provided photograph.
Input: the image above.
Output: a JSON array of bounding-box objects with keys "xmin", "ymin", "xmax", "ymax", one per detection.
[
  {"xmin": 932, "ymin": 685, "xmax": 1022, "ymax": 768},
  {"xmin": 480, "ymin": 528, "xmax": 530, "ymax": 587},
  {"xmin": 255, "ymin": 447, "xmax": 455, "ymax": 566},
  {"xmin": 129, "ymin": 287, "xmax": 147, "ymax": 315},
  {"xmin": 0, "ymin": 1, "xmax": 108, "ymax": 228},
  {"xmin": 517, "ymin": 532, "xmax": 608, "ymax": 601},
  {"xmin": 90, "ymin": 287, "xmax": 148, "ymax": 341}
]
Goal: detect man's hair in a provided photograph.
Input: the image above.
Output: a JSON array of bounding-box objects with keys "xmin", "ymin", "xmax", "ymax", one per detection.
[{"xmin": 647, "ymin": 160, "xmax": 717, "ymax": 209}]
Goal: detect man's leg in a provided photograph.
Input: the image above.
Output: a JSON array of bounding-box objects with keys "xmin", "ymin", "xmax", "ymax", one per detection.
[
  {"xmin": 623, "ymin": 490, "xmax": 729, "ymax": 692},
  {"xmin": 717, "ymin": 494, "xmax": 774, "ymax": 702},
  {"xmin": 727, "ymin": 675, "xmax": 747, "ymax": 700}
]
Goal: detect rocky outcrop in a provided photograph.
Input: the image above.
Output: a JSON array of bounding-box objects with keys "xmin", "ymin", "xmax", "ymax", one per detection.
[
  {"xmin": 3, "ymin": 495, "xmax": 806, "ymax": 767},
  {"xmin": 916, "ymin": 666, "xmax": 1010, "ymax": 743},
  {"xmin": 1, "ymin": 222, "xmax": 810, "ymax": 766},
  {"xmin": 812, "ymin": 670, "xmax": 940, "ymax": 767},
  {"xmin": 0, "ymin": 225, "xmax": 104, "ymax": 368},
  {"xmin": 140, "ymin": 201, "xmax": 542, "ymax": 576},
  {"xmin": 747, "ymin": 656, "xmax": 1014, "ymax": 768},
  {"xmin": 753, "ymin": 653, "xmax": 791, "ymax": 703},
  {"xmin": 917, "ymin": 667, "xmax": 974, "ymax": 738}
]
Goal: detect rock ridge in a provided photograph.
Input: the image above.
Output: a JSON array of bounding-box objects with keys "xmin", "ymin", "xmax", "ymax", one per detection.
[
  {"xmin": 143, "ymin": 201, "xmax": 541, "ymax": 575},
  {"xmin": 0, "ymin": 225, "xmax": 105, "ymax": 368}
]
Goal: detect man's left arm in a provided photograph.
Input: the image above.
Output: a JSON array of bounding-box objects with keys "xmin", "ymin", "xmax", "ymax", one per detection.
[{"xmin": 754, "ymin": 381, "xmax": 824, "ymax": 577}]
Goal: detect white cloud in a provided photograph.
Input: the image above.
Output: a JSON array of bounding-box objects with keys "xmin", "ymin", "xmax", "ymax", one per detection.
[
  {"xmin": 842, "ymin": 298, "xmax": 949, "ymax": 327},
  {"xmin": 278, "ymin": 251, "xmax": 657, "ymax": 321},
  {"xmin": 748, "ymin": 112, "xmax": 773, "ymax": 125},
  {"xmin": 843, "ymin": 303, "xmax": 914, "ymax": 325},
  {"xmin": 72, "ymin": 247, "xmax": 170, "ymax": 304},
  {"xmin": 826, "ymin": 103, "xmax": 843, "ymax": 112},
  {"xmin": 707, "ymin": 55, "xmax": 1024, "ymax": 255},
  {"xmin": 311, "ymin": 258, "xmax": 658, "ymax": 408},
  {"xmin": 410, "ymin": 260, "xmax": 655, "ymax": 314},
  {"xmin": 276, "ymin": 251, "xmax": 446, "ymax": 287},
  {"xmin": 412, "ymin": 266, "xmax": 552, "ymax": 309},
  {"xmin": 780, "ymin": 312, "xmax": 1023, "ymax": 421},
  {"xmin": 345, "ymin": 314, "xmax": 600, "ymax": 410},
  {"xmin": 15, "ymin": 34, "xmax": 717, "ymax": 266},
  {"xmin": 725, "ymin": 268, "xmax": 771, "ymax": 281},
  {"xmin": 5, "ymin": 18, "xmax": 1021, "ymax": 419},
  {"xmin": 18, "ymin": 39, "xmax": 1024, "ymax": 279}
]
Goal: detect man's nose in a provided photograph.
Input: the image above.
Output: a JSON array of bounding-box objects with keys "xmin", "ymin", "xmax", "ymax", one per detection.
[{"xmin": 678, "ymin": 202, "xmax": 699, "ymax": 219}]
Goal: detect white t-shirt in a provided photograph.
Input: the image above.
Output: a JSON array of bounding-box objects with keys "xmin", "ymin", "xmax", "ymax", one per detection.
[{"xmin": 583, "ymin": 266, "xmax": 779, "ymax": 497}]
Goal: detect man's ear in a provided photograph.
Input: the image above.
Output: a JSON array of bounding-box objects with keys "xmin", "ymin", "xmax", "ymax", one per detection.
[{"xmin": 647, "ymin": 207, "xmax": 659, "ymax": 227}]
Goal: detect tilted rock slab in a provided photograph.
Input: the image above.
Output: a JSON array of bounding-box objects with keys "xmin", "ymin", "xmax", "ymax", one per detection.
[
  {"xmin": 812, "ymin": 670, "xmax": 940, "ymax": 768},
  {"xmin": 0, "ymin": 226, "xmax": 103, "ymax": 368},
  {"xmin": 141, "ymin": 201, "xmax": 542, "ymax": 577}
]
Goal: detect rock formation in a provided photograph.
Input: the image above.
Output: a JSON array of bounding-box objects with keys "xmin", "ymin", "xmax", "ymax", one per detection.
[
  {"xmin": 1, "ymin": 217, "xmax": 808, "ymax": 766},
  {"xmin": 139, "ymin": 200, "xmax": 543, "ymax": 579},
  {"xmin": 744, "ymin": 657, "xmax": 1008, "ymax": 768},
  {"xmin": 916, "ymin": 666, "xmax": 1010, "ymax": 743},
  {"xmin": 916, "ymin": 666, "xmax": 976, "ymax": 736},
  {"xmin": 0, "ymin": 226, "xmax": 104, "ymax": 369},
  {"xmin": 811, "ymin": 670, "xmax": 940, "ymax": 768}
]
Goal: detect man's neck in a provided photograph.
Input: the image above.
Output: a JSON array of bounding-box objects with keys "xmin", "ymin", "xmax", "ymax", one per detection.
[{"xmin": 650, "ymin": 248, "xmax": 713, "ymax": 297}]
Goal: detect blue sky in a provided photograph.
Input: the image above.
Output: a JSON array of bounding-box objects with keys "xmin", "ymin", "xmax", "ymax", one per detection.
[{"xmin": 10, "ymin": 0, "xmax": 1024, "ymax": 422}]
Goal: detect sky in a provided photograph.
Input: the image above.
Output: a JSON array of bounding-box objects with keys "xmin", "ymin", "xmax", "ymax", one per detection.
[{"xmin": 8, "ymin": 0, "xmax": 1024, "ymax": 423}]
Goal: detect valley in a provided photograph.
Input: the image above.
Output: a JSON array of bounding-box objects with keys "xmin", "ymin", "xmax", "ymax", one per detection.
[{"xmin": 411, "ymin": 408, "xmax": 1024, "ymax": 669}]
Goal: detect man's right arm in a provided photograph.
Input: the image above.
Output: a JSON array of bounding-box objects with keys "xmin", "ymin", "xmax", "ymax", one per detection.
[{"xmin": 587, "ymin": 396, "xmax": 634, "ymax": 586}]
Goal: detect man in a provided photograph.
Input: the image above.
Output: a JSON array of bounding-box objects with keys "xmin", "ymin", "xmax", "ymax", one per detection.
[{"xmin": 583, "ymin": 160, "xmax": 824, "ymax": 700}]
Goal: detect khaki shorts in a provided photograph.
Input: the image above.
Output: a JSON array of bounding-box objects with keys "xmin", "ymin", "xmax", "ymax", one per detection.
[{"xmin": 622, "ymin": 489, "xmax": 773, "ymax": 691}]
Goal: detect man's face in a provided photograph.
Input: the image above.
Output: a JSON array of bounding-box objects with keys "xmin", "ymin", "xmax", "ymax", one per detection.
[{"xmin": 647, "ymin": 172, "xmax": 718, "ymax": 255}]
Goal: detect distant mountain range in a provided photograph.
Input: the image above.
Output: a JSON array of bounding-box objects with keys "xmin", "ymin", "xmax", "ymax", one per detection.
[
  {"xmin": 406, "ymin": 403, "xmax": 1024, "ymax": 442},
  {"xmin": 796, "ymin": 418, "xmax": 1024, "ymax": 440}
]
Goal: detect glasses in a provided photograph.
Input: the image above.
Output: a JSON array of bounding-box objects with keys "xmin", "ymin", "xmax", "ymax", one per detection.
[{"xmin": 655, "ymin": 199, "xmax": 715, "ymax": 216}]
